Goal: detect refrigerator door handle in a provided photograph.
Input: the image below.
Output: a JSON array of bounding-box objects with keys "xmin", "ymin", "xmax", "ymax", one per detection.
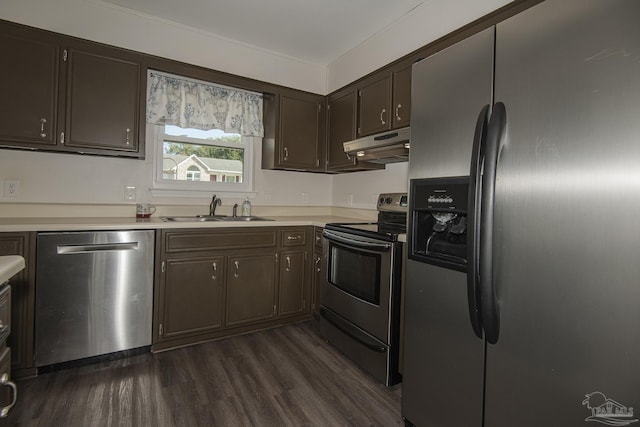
[
  {"xmin": 467, "ymin": 104, "xmax": 490, "ymax": 339},
  {"xmin": 480, "ymin": 101, "xmax": 506, "ymax": 345}
]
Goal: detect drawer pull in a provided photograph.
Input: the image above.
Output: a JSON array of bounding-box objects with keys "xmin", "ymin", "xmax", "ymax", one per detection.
[
  {"xmin": 285, "ymin": 256, "xmax": 291, "ymax": 272},
  {"xmin": 287, "ymin": 235, "xmax": 301, "ymax": 241},
  {"xmin": 0, "ymin": 373, "xmax": 17, "ymax": 418},
  {"xmin": 212, "ymin": 262, "xmax": 217, "ymax": 280}
]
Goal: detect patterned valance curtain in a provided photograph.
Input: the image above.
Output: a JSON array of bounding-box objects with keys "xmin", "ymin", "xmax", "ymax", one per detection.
[{"xmin": 146, "ymin": 70, "xmax": 264, "ymax": 137}]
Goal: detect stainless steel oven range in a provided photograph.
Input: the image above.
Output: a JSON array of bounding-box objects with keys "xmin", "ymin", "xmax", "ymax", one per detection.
[{"xmin": 320, "ymin": 193, "xmax": 406, "ymax": 386}]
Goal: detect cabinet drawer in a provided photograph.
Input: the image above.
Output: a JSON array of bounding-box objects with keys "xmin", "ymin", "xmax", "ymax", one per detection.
[
  {"xmin": 165, "ymin": 229, "xmax": 277, "ymax": 253},
  {"xmin": 282, "ymin": 228, "xmax": 307, "ymax": 247},
  {"xmin": 0, "ymin": 285, "xmax": 10, "ymax": 343}
]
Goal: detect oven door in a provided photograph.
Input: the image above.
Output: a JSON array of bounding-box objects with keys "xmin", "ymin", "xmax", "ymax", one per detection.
[{"xmin": 321, "ymin": 229, "xmax": 395, "ymax": 343}]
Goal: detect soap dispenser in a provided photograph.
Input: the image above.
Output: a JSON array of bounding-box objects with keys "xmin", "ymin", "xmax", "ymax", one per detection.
[{"xmin": 241, "ymin": 196, "xmax": 251, "ymax": 217}]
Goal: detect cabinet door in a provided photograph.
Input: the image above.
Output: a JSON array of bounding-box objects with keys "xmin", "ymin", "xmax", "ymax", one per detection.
[
  {"xmin": 0, "ymin": 30, "xmax": 59, "ymax": 147},
  {"xmin": 64, "ymin": 47, "xmax": 141, "ymax": 154},
  {"xmin": 0, "ymin": 233, "xmax": 34, "ymax": 376},
  {"xmin": 278, "ymin": 94, "xmax": 324, "ymax": 171},
  {"xmin": 278, "ymin": 250, "xmax": 308, "ymax": 317},
  {"xmin": 392, "ymin": 65, "xmax": 412, "ymax": 129},
  {"xmin": 158, "ymin": 257, "xmax": 225, "ymax": 341},
  {"xmin": 358, "ymin": 74, "xmax": 392, "ymax": 136},
  {"xmin": 226, "ymin": 253, "xmax": 276, "ymax": 327},
  {"xmin": 327, "ymin": 89, "xmax": 358, "ymax": 170}
]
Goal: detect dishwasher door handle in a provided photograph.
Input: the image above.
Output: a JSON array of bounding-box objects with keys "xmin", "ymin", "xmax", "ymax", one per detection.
[{"xmin": 56, "ymin": 242, "xmax": 139, "ymax": 254}]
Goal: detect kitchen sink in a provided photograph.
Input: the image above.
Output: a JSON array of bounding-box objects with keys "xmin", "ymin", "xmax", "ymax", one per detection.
[
  {"xmin": 160, "ymin": 216, "xmax": 274, "ymax": 222},
  {"xmin": 214, "ymin": 216, "xmax": 274, "ymax": 222}
]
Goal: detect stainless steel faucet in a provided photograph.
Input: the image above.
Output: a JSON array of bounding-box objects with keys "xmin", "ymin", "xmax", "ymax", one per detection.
[{"xmin": 209, "ymin": 194, "xmax": 222, "ymax": 216}]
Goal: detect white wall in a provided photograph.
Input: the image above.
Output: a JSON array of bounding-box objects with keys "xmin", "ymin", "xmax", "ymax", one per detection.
[
  {"xmin": 326, "ymin": 0, "xmax": 511, "ymax": 92},
  {"xmin": 0, "ymin": 133, "xmax": 333, "ymax": 208},
  {"xmin": 0, "ymin": 0, "xmax": 326, "ymax": 94},
  {"xmin": 332, "ymin": 163, "xmax": 408, "ymax": 209}
]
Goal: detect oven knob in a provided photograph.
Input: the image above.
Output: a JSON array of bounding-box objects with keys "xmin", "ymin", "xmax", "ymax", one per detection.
[
  {"xmin": 385, "ymin": 197, "xmax": 392, "ymax": 204},
  {"xmin": 379, "ymin": 197, "xmax": 385, "ymax": 205}
]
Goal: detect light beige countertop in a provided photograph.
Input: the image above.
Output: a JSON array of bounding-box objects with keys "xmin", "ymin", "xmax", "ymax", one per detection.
[
  {"xmin": 0, "ymin": 255, "xmax": 26, "ymax": 284},
  {"xmin": 0, "ymin": 215, "xmax": 368, "ymax": 232}
]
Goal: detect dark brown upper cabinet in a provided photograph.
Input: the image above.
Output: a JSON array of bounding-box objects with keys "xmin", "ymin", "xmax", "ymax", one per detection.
[
  {"xmin": 326, "ymin": 89, "xmax": 357, "ymax": 171},
  {"xmin": 358, "ymin": 74, "xmax": 392, "ymax": 136},
  {"xmin": 392, "ymin": 64, "xmax": 412, "ymax": 129},
  {"xmin": 63, "ymin": 47, "xmax": 142, "ymax": 155},
  {"xmin": 357, "ymin": 64, "xmax": 412, "ymax": 137},
  {"xmin": 262, "ymin": 91, "xmax": 326, "ymax": 172},
  {"xmin": 0, "ymin": 26, "xmax": 60, "ymax": 147},
  {"xmin": 0, "ymin": 20, "xmax": 145, "ymax": 159},
  {"xmin": 326, "ymin": 88, "xmax": 384, "ymax": 172}
]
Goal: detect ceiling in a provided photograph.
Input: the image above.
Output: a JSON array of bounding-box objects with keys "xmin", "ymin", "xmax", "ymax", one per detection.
[{"xmin": 101, "ymin": 0, "xmax": 425, "ymax": 65}]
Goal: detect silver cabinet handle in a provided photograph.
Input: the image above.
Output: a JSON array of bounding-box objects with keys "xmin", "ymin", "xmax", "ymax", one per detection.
[
  {"xmin": 284, "ymin": 147, "xmax": 289, "ymax": 161},
  {"xmin": 315, "ymin": 255, "xmax": 321, "ymax": 273},
  {"xmin": 212, "ymin": 262, "xmax": 217, "ymax": 280},
  {"xmin": 285, "ymin": 256, "xmax": 291, "ymax": 272},
  {"xmin": 395, "ymin": 104, "xmax": 402, "ymax": 122},
  {"xmin": 287, "ymin": 235, "xmax": 301, "ymax": 241},
  {"xmin": 380, "ymin": 108, "xmax": 387, "ymax": 125},
  {"xmin": 233, "ymin": 260, "xmax": 240, "ymax": 278},
  {"xmin": 126, "ymin": 128, "xmax": 131, "ymax": 145},
  {"xmin": 0, "ymin": 373, "xmax": 17, "ymax": 418},
  {"xmin": 39, "ymin": 118, "xmax": 47, "ymax": 138}
]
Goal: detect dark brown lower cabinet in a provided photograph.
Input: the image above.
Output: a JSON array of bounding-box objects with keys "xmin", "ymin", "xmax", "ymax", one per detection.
[
  {"xmin": 226, "ymin": 252, "xmax": 277, "ymax": 327},
  {"xmin": 0, "ymin": 233, "xmax": 35, "ymax": 379},
  {"xmin": 159, "ymin": 257, "xmax": 225, "ymax": 340},
  {"xmin": 278, "ymin": 250, "xmax": 306, "ymax": 317},
  {"xmin": 310, "ymin": 227, "xmax": 324, "ymax": 316},
  {"xmin": 153, "ymin": 227, "xmax": 312, "ymax": 352}
]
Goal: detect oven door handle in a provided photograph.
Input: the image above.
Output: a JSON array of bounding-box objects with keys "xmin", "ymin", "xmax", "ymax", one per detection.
[{"xmin": 322, "ymin": 230, "xmax": 392, "ymax": 252}]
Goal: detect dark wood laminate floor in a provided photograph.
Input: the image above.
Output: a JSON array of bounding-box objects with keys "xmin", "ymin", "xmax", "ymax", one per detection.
[{"xmin": 5, "ymin": 322, "xmax": 402, "ymax": 427}]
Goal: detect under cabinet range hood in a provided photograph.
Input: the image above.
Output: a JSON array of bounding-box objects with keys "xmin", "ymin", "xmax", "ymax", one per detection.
[{"xmin": 343, "ymin": 127, "xmax": 410, "ymax": 164}]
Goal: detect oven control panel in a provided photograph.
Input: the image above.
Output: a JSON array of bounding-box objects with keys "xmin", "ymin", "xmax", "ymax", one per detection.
[{"xmin": 377, "ymin": 193, "xmax": 408, "ymax": 212}]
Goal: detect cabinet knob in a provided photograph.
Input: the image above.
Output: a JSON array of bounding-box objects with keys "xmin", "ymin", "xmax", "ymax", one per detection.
[{"xmin": 39, "ymin": 118, "xmax": 47, "ymax": 138}]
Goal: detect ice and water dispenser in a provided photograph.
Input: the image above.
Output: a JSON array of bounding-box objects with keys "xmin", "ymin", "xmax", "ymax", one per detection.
[{"xmin": 409, "ymin": 177, "xmax": 469, "ymax": 271}]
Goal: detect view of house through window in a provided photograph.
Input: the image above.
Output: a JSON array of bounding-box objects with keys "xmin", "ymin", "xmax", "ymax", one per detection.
[{"xmin": 162, "ymin": 125, "xmax": 245, "ymax": 184}]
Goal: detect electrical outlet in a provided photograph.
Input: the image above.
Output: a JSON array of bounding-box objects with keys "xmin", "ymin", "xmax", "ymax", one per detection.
[
  {"xmin": 347, "ymin": 193, "xmax": 354, "ymax": 207},
  {"xmin": 4, "ymin": 180, "xmax": 19, "ymax": 198},
  {"xmin": 301, "ymin": 192, "xmax": 309, "ymax": 203},
  {"xmin": 124, "ymin": 186, "xmax": 136, "ymax": 201}
]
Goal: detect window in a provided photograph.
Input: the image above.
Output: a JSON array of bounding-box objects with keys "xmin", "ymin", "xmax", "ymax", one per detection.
[
  {"xmin": 146, "ymin": 70, "xmax": 262, "ymax": 194},
  {"xmin": 186, "ymin": 166, "xmax": 201, "ymax": 181},
  {"xmin": 153, "ymin": 124, "xmax": 255, "ymax": 193}
]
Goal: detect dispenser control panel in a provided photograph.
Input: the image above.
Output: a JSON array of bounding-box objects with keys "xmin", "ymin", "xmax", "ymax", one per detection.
[{"xmin": 411, "ymin": 177, "xmax": 468, "ymax": 213}]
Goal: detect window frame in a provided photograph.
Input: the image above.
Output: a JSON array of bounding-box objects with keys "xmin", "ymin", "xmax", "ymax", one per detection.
[{"xmin": 151, "ymin": 124, "xmax": 255, "ymax": 194}]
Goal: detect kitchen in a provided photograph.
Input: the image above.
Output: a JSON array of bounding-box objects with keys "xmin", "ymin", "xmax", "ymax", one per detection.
[{"xmin": 2, "ymin": 0, "xmax": 640, "ymax": 426}]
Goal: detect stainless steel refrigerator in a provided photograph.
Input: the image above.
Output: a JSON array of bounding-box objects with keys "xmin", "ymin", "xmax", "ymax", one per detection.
[{"xmin": 403, "ymin": 1, "xmax": 640, "ymax": 426}]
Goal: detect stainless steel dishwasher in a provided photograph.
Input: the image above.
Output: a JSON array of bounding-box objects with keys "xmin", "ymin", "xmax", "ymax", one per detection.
[{"xmin": 35, "ymin": 230, "xmax": 154, "ymax": 367}]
